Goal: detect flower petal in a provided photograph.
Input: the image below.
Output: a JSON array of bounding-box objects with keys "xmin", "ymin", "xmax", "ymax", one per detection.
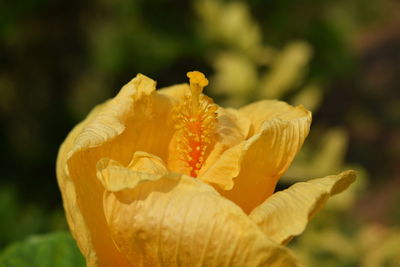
[
  {"xmin": 216, "ymin": 107, "xmax": 251, "ymax": 146},
  {"xmin": 200, "ymin": 102, "xmax": 311, "ymax": 213},
  {"xmin": 239, "ymin": 100, "xmax": 310, "ymax": 136},
  {"xmin": 96, "ymin": 152, "xmax": 168, "ymax": 192},
  {"xmin": 56, "ymin": 102, "xmax": 108, "ymax": 266},
  {"xmin": 249, "ymin": 170, "xmax": 356, "ymax": 245},
  {"xmin": 198, "ymin": 107, "xmax": 250, "ymax": 177},
  {"xmin": 57, "ymin": 74, "xmax": 186, "ymax": 266},
  {"xmin": 98, "ymin": 164, "xmax": 300, "ymax": 266}
]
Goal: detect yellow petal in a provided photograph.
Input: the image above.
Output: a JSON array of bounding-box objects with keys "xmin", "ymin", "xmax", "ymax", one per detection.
[
  {"xmin": 249, "ymin": 170, "xmax": 356, "ymax": 245},
  {"xmin": 127, "ymin": 151, "xmax": 169, "ymax": 174},
  {"xmin": 96, "ymin": 152, "xmax": 168, "ymax": 192},
  {"xmin": 200, "ymin": 101, "xmax": 311, "ymax": 213},
  {"xmin": 57, "ymin": 74, "xmax": 187, "ymax": 266},
  {"xmin": 239, "ymin": 100, "xmax": 311, "ymax": 136},
  {"xmin": 158, "ymin": 83, "xmax": 189, "ymax": 103},
  {"xmin": 198, "ymin": 107, "xmax": 250, "ymax": 177},
  {"xmin": 56, "ymin": 102, "xmax": 108, "ymax": 266},
  {"xmin": 98, "ymin": 163, "xmax": 300, "ymax": 266},
  {"xmin": 216, "ymin": 107, "xmax": 251, "ymax": 145}
]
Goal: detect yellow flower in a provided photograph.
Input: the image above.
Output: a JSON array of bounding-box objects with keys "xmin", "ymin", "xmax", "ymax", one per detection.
[{"xmin": 56, "ymin": 71, "xmax": 356, "ymax": 267}]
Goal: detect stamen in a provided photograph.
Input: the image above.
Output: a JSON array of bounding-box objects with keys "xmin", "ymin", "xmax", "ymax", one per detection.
[{"xmin": 174, "ymin": 71, "xmax": 217, "ymax": 177}]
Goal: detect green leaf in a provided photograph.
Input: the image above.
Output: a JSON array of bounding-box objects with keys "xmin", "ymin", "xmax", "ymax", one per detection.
[{"xmin": 0, "ymin": 232, "xmax": 85, "ymax": 267}]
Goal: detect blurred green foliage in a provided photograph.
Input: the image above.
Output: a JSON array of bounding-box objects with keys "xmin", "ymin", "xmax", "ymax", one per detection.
[
  {"xmin": 0, "ymin": 185, "xmax": 67, "ymax": 248},
  {"xmin": 0, "ymin": 0, "xmax": 399, "ymax": 265},
  {"xmin": 0, "ymin": 232, "xmax": 85, "ymax": 267}
]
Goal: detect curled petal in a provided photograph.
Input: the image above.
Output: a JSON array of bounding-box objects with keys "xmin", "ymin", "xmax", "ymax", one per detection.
[
  {"xmin": 56, "ymin": 102, "xmax": 108, "ymax": 266},
  {"xmin": 97, "ymin": 152, "xmax": 168, "ymax": 192},
  {"xmin": 98, "ymin": 165, "xmax": 300, "ymax": 267},
  {"xmin": 200, "ymin": 105, "xmax": 311, "ymax": 213},
  {"xmin": 57, "ymin": 74, "xmax": 187, "ymax": 266},
  {"xmin": 249, "ymin": 170, "xmax": 356, "ymax": 245},
  {"xmin": 198, "ymin": 108, "xmax": 250, "ymax": 177},
  {"xmin": 239, "ymin": 100, "xmax": 310, "ymax": 135}
]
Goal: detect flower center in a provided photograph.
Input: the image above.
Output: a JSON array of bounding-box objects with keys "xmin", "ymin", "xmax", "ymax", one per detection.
[{"xmin": 174, "ymin": 71, "xmax": 218, "ymax": 177}]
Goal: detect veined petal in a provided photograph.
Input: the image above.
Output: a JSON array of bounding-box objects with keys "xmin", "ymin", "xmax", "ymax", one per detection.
[
  {"xmin": 200, "ymin": 105, "xmax": 311, "ymax": 213},
  {"xmin": 57, "ymin": 74, "xmax": 187, "ymax": 266},
  {"xmin": 56, "ymin": 102, "xmax": 109, "ymax": 266},
  {"xmin": 97, "ymin": 163, "xmax": 300, "ymax": 267},
  {"xmin": 249, "ymin": 170, "xmax": 356, "ymax": 245},
  {"xmin": 198, "ymin": 107, "xmax": 250, "ymax": 177},
  {"xmin": 239, "ymin": 100, "xmax": 310, "ymax": 136},
  {"xmin": 96, "ymin": 152, "xmax": 168, "ymax": 192}
]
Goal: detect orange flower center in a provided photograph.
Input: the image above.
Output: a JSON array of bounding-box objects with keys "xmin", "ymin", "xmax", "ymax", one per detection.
[{"xmin": 174, "ymin": 71, "xmax": 218, "ymax": 177}]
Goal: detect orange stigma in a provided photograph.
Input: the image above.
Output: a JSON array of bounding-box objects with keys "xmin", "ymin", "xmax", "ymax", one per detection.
[{"xmin": 174, "ymin": 71, "xmax": 217, "ymax": 177}]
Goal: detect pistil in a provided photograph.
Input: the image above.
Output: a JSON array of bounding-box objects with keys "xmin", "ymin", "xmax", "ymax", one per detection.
[{"xmin": 174, "ymin": 71, "xmax": 217, "ymax": 177}]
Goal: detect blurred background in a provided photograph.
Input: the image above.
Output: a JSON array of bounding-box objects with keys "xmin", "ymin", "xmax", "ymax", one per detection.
[{"xmin": 0, "ymin": 0, "xmax": 399, "ymax": 265}]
